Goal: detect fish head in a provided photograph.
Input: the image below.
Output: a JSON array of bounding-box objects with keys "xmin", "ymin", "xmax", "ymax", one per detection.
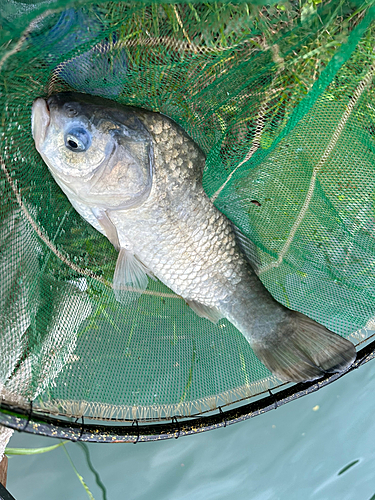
[{"xmin": 31, "ymin": 92, "xmax": 153, "ymax": 210}]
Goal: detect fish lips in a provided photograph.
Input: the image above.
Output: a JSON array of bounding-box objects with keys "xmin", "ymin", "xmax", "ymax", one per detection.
[{"xmin": 31, "ymin": 98, "xmax": 50, "ymax": 152}]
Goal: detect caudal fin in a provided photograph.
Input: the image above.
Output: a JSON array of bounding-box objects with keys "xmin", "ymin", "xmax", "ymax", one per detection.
[{"xmin": 251, "ymin": 312, "xmax": 356, "ymax": 383}]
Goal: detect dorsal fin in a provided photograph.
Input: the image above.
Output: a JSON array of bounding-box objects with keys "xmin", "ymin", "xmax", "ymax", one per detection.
[{"xmin": 230, "ymin": 223, "xmax": 261, "ymax": 271}]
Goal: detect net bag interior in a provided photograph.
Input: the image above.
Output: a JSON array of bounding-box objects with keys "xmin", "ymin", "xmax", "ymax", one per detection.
[{"xmin": 1, "ymin": 0, "xmax": 375, "ymax": 426}]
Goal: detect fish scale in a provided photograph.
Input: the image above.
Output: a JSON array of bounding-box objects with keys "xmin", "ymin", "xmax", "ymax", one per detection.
[
  {"xmin": 110, "ymin": 111, "xmax": 245, "ymax": 303},
  {"xmin": 31, "ymin": 92, "xmax": 356, "ymax": 383}
]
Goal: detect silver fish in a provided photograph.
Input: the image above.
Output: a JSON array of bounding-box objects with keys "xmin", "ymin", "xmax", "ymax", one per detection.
[{"xmin": 31, "ymin": 92, "xmax": 356, "ymax": 383}]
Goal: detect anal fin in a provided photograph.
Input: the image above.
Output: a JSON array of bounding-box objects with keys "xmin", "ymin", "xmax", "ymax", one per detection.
[{"xmin": 187, "ymin": 300, "xmax": 223, "ymax": 324}]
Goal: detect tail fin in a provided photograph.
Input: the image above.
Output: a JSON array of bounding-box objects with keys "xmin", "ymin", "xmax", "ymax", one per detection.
[{"xmin": 251, "ymin": 312, "xmax": 356, "ymax": 383}]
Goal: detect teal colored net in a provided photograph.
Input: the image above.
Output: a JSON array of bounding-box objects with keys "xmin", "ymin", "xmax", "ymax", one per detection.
[{"xmin": 0, "ymin": 0, "xmax": 375, "ymax": 426}]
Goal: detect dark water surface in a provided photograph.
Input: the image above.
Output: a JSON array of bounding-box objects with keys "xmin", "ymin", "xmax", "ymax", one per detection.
[{"xmin": 6, "ymin": 356, "xmax": 375, "ymax": 499}]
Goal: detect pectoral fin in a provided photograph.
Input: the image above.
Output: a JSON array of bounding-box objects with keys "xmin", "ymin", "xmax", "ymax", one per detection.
[
  {"xmin": 92, "ymin": 208, "xmax": 120, "ymax": 250},
  {"xmin": 187, "ymin": 300, "xmax": 223, "ymax": 324},
  {"xmin": 113, "ymin": 248, "xmax": 151, "ymax": 304}
]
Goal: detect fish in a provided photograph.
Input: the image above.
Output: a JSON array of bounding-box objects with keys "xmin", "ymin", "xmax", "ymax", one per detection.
[{"xmin": 31, "ymin": 92, "xmax": 356, "ymax": 383}]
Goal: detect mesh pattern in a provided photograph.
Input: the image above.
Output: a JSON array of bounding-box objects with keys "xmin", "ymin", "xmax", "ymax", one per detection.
[{"xmin": 1, "ymin": 1, "xmax": 375, "ymax": 422}]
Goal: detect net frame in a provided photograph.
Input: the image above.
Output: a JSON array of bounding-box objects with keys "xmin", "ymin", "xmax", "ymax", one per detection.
[{"xmin": 0, "ymin": 334, "xmax": 374, "ymax": 442}]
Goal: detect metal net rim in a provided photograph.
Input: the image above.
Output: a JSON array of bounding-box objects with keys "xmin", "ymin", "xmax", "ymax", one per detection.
[{"xmin": 0, "ymin": 335, "xmax": 373, "ymax": 443}]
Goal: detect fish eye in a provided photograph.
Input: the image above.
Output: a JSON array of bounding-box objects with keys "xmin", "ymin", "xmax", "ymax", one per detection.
[{"xmin": 64, "ymin": 127, "xmax": 91, "ymax": 152}]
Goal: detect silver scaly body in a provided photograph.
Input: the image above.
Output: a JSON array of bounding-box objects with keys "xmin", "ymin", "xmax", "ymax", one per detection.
[{"xmin": 108, "ymin": 111, "xmax": 289, "ymax": 340}]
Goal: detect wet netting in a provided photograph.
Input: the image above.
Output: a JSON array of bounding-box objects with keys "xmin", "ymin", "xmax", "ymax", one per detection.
[{"xmin": 1, "ymin": 0, "xmax": 375, "ymax": 442}]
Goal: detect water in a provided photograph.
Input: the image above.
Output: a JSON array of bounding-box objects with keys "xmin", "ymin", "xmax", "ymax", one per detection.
[{"xmin": 5, "ymin": 357, "xmax": 375, "ymax": 500}]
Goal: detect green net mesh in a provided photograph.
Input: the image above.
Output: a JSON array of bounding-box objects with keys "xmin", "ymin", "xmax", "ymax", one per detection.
[{"xmin": 1, "ymin": 0, "xmax": 375, "ymax": 423}]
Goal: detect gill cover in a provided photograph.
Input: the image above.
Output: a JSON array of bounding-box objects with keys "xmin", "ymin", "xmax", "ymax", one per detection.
[{"xmin": 76, "ymin": 113, "xmax": 154, "ymax": 210}]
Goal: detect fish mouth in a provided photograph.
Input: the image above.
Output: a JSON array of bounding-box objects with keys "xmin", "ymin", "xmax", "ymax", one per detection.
[{"xmin": 31, "ymin": 98, "xmax": 50, "ymax": 152}]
